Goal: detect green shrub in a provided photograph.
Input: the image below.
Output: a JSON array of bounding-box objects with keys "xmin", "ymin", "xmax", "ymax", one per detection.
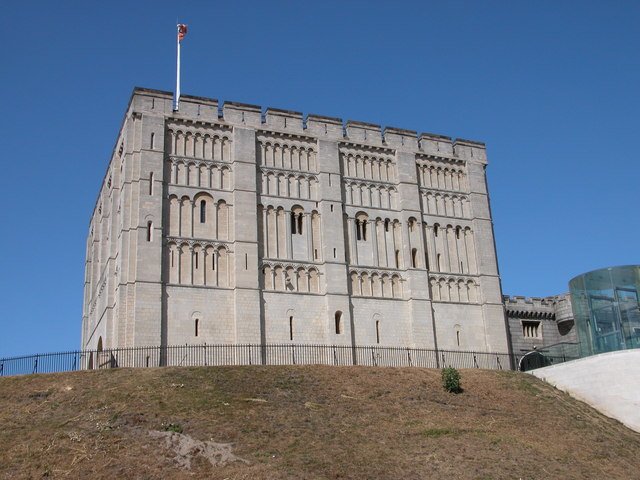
[
  {"xmin": 441, "ymin": 367, "xmax": 461, "ymax": 393},
  {"xmin": 162, "ymin": 422, "xmax": 183, "ymax": 434}
]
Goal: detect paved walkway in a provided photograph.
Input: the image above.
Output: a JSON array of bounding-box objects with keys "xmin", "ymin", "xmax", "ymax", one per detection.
[{"xmin": 530, "ymin": 349, "xmax": 640, "ymax": 433}]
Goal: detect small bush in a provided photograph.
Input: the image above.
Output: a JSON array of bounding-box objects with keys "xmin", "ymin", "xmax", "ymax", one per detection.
[
  {"xmin": 442, "ymin": 367, "xmax": 461, "ymax": 393},
  {"xmin": 423, "ymin": 428, "xmax": 454, "ymax": 437},
  {"xmin": 162, "ymin": 422, "xmax": 183, "ymax": 434}
]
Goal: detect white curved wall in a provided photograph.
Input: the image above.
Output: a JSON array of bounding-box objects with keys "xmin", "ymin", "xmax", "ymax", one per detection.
[{"xmin": 530, "ymin": 349, "xmax": 640, "ymax": 433}]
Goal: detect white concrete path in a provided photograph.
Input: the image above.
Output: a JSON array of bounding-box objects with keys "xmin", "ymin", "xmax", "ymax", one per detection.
[{"xmin": 530, "ymin": 349, "xmax": 640, "ymax": 433}]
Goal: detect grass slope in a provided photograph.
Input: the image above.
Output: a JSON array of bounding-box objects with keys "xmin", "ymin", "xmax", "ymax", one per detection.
[{"xmin": 1, "ymin": 366, "xmax": 638, "ymax": 479}]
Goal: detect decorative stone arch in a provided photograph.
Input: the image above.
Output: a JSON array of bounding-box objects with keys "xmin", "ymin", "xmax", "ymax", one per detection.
[
  {"xmin": 350, "ymin": 270, "xmax": 361, "ymax": 295},
  {"xmin": 274, "ymin": 265, "xmax": 284, "ymax": 290},
  {"xmin": 297, "ymin": 267, "xmax": 308, "ymax": 293},
  {"xmin": 216, "ymin": 200, "xmax": 229, "ymax": 240},
  {"xmin": 217, "ymin": 245, "xmax": 229, "ymax": 287},
  {"xmin": 309, "ymin": 268, "xmax": 319, "ymax": 293},
  {"xmin": 392, "ymin": 275, "xmax": 402, "ymax": 298},
  {"xmin": 285, "ymin": 266, "xmax": 297, "ymax": 291},
  {"xmin": 220, "ymin": 166, "xmax": 232, "ymax": 190}
]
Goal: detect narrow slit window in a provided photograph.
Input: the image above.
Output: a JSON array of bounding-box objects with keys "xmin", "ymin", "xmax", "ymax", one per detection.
[
  {"xmin": 335, "ymin": 311, "xmax": 343, "ymax": 334},
  {"xmin": 195, "ymin": 252, "xmax": 199, "ymax": 269},
  {"xmin": 149, "ymin": 172, "xmax": 154, "ymax": 195},
  {"xmin": 195, "ymin": 319, "xmax": 199, "ymax": 337},
  {"xmin": 289, "ymin": 316, "xmax": 294, "ymax": 341},
  {"xmin": 333, "ymin": 248, "xmax": 337, "ymax": 258},
  {"xmin": 150, "ymin": 132, "xmax": 155, "ymax": 149},
  {"xmin": 297, "ymin": 214, "xmax": 303, "ymax": 235},
  {"xmin": 147, "ymin": 222, "xmax": 153, "ymax": 242},
  {"xmin": 411, "ymin": 248, "xmax": 418, "ymax": 268},
  {"xmin": 200, "ymin": 201, "xmax": 206, "ymax": 223},
  {"xmin": 395, "ymin": 250, "xmax": 400, "ymax": 268},
  {"xmin": 375, "ymin": 320, "xmax": 380, "ymax": 344}
]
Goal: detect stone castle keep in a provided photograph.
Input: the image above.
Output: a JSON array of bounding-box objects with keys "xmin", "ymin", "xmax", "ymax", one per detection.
[{"xmin": 82, "ymin": 87, "xmax": 512, "ymax": 354}]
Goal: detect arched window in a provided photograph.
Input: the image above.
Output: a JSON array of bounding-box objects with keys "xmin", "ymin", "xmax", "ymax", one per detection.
[
  {"xmin": 200, "ymin": 200, "xmax": 206, "ymax": 223},
  {"xmin": 384, "ymin": 218, "xmax": 390, "ymax": 232},
  {"xmin": 356, "ymin": 213, "xmax": 368, "ymax": 241},
  {"xmin": 335, "ymin": 311, "xmax": 343, "ymax": 334},
  {"xmin": 291, "ymin": 207, "xmax": 304, "ymax": 235},
  {"xmin": 434, "ymin": 224, "xmax": 439, "ymax": 237}
]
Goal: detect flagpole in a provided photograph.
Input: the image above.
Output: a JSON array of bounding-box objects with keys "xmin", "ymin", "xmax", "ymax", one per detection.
[{"xmin": 174, "ymin": 25, "xmax": 181, "ymax": 111}]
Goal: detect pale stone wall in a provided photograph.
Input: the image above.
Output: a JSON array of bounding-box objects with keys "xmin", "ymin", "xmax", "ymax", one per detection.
[{"xmin": 81, "ymin": 87, "xmax": 511, "ymax": 355}]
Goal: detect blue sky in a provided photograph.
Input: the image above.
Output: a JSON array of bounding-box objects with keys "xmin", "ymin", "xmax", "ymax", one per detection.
[{"xmin": 0, "ymin": 1, "xmax": 638, "ymax": 357}]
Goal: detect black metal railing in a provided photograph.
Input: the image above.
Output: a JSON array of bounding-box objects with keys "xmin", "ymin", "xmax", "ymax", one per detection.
[
  {"xmin": 517, "ymin": 342, "xmax": 580, "ymax": 371},
  {"xmin": 0, "ymin": 344, "xmax": 527, "ymax": 377}
]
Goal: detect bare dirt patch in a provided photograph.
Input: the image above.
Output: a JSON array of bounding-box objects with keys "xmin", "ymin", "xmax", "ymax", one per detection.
[
  {"xmin": 149, "ymin": 430, "xmax": 248, "ymax": 469},
  {"xmin": 0, "ymin": 366, "xmax": 639, "ymax": 479}
]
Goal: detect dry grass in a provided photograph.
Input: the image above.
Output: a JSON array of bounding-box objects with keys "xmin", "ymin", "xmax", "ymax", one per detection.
[{"xmin": 1, "ymin": 366, "xmax": 639, "ymax": 479}]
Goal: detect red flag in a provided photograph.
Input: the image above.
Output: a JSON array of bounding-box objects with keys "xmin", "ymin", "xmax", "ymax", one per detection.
[{"xmin": 178, "ymin": 24, "xmax": 188, "ymax": 42}]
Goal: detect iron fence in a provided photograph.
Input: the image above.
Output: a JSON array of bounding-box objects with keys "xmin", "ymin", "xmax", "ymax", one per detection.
[{"xmin": 0, "ymin": 343, "xmax": 558, "ymax": 377}]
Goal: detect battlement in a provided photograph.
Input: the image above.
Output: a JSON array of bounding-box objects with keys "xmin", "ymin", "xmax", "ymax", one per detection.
[
  {"xmin": 503, "ymin": 293, "xmax": 574, "ymax": 322},
  {"xmin": 129, "ymin": 87, "xmax": 486, "ymax": 160},
  {"xmin": 503, "ymin": 295, "xmax": 555, "ymax": 306}
]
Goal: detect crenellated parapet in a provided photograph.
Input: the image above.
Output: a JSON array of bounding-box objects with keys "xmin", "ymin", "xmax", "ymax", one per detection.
[
  {"xmin": 126, "ymin": 87, "xmax": 487, "ymax": 161},
  {"xmin": 503, "ymin": 294, "xmax": 575, "ymax": 322}
]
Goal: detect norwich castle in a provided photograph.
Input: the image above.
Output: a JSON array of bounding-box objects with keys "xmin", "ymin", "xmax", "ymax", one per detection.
[{"xmin": 82, "ymin": 87, "xmax": 518, "ymax": 355}]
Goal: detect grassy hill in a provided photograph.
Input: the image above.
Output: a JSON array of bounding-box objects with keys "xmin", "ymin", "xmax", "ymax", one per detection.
[{"xmin": 1, "ymin": 366, "xmax": 638, "ymax": 479}]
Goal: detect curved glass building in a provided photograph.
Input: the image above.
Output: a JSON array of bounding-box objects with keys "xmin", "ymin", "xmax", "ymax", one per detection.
[{"xmin": 570, "ymin": 265, "xmax": 640, "ymax": 357}]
